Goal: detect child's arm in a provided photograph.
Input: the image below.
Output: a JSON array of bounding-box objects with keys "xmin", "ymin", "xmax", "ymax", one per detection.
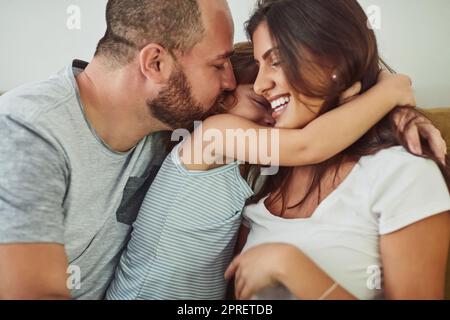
[{"xmin": 181, "ymin": 72, "xmax": 415, "ymax": 168}]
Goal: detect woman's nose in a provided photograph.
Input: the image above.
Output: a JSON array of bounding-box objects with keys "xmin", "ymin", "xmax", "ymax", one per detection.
[{"xmin": 254, "ymin": 69, "xmax": 273, "ymax": 97}]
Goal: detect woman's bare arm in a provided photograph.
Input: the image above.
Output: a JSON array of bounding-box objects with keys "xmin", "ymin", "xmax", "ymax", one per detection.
[
  {"xmin": 225, "ymin": 242, "xmax": 357, "ymax": 300},
  {"xmin": 381, "ymin": 212, "xmax": 450, "ymax": 299}
]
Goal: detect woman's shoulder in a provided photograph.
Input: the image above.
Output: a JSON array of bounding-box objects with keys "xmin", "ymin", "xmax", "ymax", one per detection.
[
  {"xmin": 355, "ymin": 146, "xmax": 448, "ymax": 199},
  {"xmin": 360, "ymin": 146, "xmax": 440, "ymax": 174},
  {"xmin": 360, "ymin": 146, "xmax": 448, "ymax": 202},
  {"xmin": 362, "ymin": 147, "xmax": 450, "ymax": 235},
  {"xmin": 364, "ymin": 145, "xmax": 419, "ymax": 160}
]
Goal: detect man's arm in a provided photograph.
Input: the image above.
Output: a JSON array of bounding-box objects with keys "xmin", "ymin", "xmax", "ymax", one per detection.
[
  {"xmin": 0, "ymin": 244, "xmax": 71, "ymax": 299},
  {"xmin": 0, "ymin": 116, "xmax": 70, "ymax": 299}
]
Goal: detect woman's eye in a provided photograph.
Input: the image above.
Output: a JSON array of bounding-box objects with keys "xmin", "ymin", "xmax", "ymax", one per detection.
[{"xmin": 271, "ymin": 61, "xmax": 281, "ymax": 68}]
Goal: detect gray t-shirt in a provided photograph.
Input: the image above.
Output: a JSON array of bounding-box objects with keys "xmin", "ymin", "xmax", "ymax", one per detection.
[{"xmin": 0, "ymin": 60, "xmax": 167, "ymax": 299}]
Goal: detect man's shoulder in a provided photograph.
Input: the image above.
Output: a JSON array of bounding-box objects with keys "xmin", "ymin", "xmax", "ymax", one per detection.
[{"xmin": 0, "ymin": 66, "xmax": 77, "ymax": 124}]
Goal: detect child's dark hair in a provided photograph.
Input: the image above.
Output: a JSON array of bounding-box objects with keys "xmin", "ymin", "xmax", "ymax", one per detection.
[{"xmin": 230, "ymin": 42, "xmax": 259, "ymax": 85}]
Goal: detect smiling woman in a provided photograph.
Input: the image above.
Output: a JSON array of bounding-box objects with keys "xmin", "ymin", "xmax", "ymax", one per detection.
[{"xmin": 224, "ymin": 0, "xmax": 450, "ymax": 301}]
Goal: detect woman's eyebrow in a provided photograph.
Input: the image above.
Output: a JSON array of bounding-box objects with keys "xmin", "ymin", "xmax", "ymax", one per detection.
[
  {"xmin": 262, "ymin": 47, "xmax": 279, "ymax": 61},
  {"xmin": 254, "ymin": 47, "xmax": 279, "ymax": 65}
]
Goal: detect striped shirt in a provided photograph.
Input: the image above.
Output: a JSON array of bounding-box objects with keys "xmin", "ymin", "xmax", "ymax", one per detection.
[{"xmin": 106, "ymin": 143, "xmax": 254, "ymax": 300}]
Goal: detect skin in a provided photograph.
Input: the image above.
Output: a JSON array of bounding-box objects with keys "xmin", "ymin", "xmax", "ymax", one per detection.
[
  {"xmin": 225, "ymin": 84, "xmax": 275, "ymax": 127},
  {"xmin": 0, "ymin": 0, "xmax": 236, "ymax": 300},
  {"xmin": 225, "ymin": 22, "xmax": 450, "ymax": 300}
]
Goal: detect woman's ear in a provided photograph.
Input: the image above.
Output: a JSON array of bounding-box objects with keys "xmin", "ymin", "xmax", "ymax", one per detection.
[
  {"xmin": 139, "ymin": 43, "xmax": 174, "ymax": 84},
  {"xmin": 339, "ymin": 82, "xmax": 362, "ymax": 104}
]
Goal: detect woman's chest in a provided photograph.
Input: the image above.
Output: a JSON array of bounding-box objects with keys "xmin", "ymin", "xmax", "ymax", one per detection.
[{"xmin": 266, "ymin": 162, "xmax": 358, "ymax": 219}]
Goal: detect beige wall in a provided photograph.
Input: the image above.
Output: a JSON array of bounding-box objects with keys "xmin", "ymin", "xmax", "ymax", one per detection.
[{"xmin": 358, "ymin": 0, "xmax": 450, "ymax": 108}]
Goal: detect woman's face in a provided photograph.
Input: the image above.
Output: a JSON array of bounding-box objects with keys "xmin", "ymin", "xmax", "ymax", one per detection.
[
  {"xmin": 224, "ymin": 84, "xmax": 275, "ymax": 127},
  {"xmin": 252, "ymin": 22, "xmax": 325, "ymax": 129}
]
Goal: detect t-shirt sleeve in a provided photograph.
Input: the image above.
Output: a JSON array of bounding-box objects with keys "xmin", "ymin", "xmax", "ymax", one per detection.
[
  {"xmin": 371, "ymin": 151, "xmax": 450, "ymax": 235},
  {"xmin": 0, "ymin": 116, "xmax": 68, "ymax": 244}
]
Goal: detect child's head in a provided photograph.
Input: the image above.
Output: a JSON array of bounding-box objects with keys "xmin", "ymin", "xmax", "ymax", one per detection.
[{"xmin": 223, "ymin": 42, "xmax": 275, "ymax": 127}]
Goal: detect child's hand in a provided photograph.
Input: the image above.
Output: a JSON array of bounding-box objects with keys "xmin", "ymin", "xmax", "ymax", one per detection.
[
  {"xmin": 392, "ymin": 108, "xmax": 447, "ymax": 163},
  {"xmin": 224, "ymin": 243, "xmax": 296, "ymax": 300},
  {"xmin": 377, "ymin": 71, "xmax": 416, "ymax": 108},
  {"xmin": 339, "ymin": 82, "xmax": 362, "ymax": 104},
  {"xmin": 339, "ymin": 72, "xmax": 415, "ymax": 108}
]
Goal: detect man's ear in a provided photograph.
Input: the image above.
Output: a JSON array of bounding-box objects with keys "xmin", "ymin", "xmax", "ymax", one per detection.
[
  {"xmin": 339, "ymin": 82, "xmax": 362, "ymax": 104},
  {"xmin": 139, "ymin": 43, "xmax": 173, "ymax": 84}
]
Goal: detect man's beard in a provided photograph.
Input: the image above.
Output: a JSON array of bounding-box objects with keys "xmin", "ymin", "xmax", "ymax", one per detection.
[{"xmin": 147, "ymin": 67, "xmax": 222, "ymax": 131}]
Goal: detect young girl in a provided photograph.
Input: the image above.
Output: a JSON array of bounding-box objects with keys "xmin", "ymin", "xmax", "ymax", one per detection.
[
  {"xmin": 106, "ymin": 41, "xmax": 440, "ymax": 300},
  {"xmin": 225, "ymin": 0, "xmax": 450, "ymax": 300}
]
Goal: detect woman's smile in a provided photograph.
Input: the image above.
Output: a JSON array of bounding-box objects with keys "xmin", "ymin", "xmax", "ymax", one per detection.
[{"xmin": 269, "ymin": 94, "xmax": 291, "ymax": 119}]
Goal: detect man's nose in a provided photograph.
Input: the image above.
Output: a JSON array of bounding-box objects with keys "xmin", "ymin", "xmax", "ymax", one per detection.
[{"xmin": 222, "ymin": 62, "xmax": 237, "ymax": 91}]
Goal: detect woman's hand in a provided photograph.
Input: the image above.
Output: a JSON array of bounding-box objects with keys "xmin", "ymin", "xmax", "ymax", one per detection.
[{"xmin": 224, "ymin": 243, "xmax": 295, "ymax": 300}]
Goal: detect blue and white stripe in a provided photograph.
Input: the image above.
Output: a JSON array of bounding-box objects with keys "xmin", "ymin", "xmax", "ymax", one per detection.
[{"xmin": 107, "ymin": 143, "xmax": 254, "ymax": 300}]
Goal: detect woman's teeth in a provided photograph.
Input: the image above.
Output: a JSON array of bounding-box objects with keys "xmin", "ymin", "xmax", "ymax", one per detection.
[{"xmin": 271, "ymin": 96, "xmax": 290, "ymax": 113}]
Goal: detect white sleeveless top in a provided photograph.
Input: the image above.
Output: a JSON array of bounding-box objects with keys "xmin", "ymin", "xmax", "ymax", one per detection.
[{"xmin": 242, "ymin": 147, "xmax": 450, "ymax": 300}]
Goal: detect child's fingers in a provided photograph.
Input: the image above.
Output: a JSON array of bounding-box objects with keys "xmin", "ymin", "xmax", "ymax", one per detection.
[
  {"xmin": 224, "ymin": 257, "xmax": 240, "ymax": 280},
  {"xmin": 405, "ymin": 124, "xmax": 422, "ymax": 155},
  {"xmin": 239, "ymin": 285, "xmax": 253, "ymax": 300},
  {"xmin": 418, "ymin": 123, "xmax": 447, "ymax": 163},
  {"xmin": 235, "ymin": 275, "xmax": 245, "ymax": 300}
]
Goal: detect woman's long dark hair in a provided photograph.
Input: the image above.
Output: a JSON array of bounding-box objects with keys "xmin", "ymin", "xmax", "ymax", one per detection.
[{"xmin": 245, "ymin": 0, "xmax": 449, "ymax": 215}]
